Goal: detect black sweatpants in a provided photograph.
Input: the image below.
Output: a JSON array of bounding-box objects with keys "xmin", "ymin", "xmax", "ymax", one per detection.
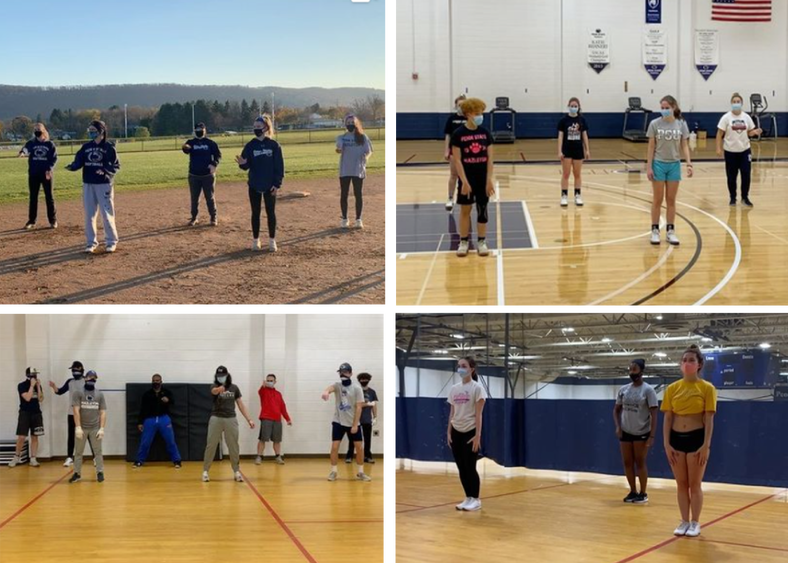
[
  {"xmin": 67, "ymin": 414, "xmax": 93, "ymax": 458},
  {"xmin": 345, "ymin": 422, "xmax": 373, "ymax": 459},
  {"xmin": 188, "ymin": 173, "xmax": 217, "ymax": 220},
  {"xmin": 339, "ymin": 176, "xmax": 364, "ymax": 220},
  {"xmin": 724, "ymin": 149, "xmax": 751, "ymax": 200},
  {"xmin": 450, "ymin": 426, "xmax": 480, "ymax": 498},
  {"xmin": 249, "ymin": 187, "xmax": 277, "ymax": 239},
  {"xmin": 28, "ymin": 172, "xmax": 56, "ymax": 224}
]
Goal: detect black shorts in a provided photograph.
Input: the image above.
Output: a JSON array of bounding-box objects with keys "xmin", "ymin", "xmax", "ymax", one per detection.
[
  {"xmin": 670, "ymin": 428, "xmax": 705, "ymax": 453},
  {"xmin": 562, "ymin": 146, "xmax": 585, "ymax": 161},
  {"xmin": 17, "ymin": 411, "xmax": 44, "ymax": 437},
  {"xmin": 456, "ymin": 179, "xmax": 489, "ymax": 206},
  {"xmin": 620, "ymin": 431, "xmax": 650, "ymax": 442},
  {"xmin": 332, "ymin": 422, "xmax": 363, "ymax": 442}
]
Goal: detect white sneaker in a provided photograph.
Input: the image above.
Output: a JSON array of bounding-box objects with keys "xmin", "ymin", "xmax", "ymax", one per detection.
[
  {"xmin": 29, "ymin": 458, "xmax": 40, "ymax": 467},
  {"xmin": 85, "ymin": 245, "xmax": 98, "ymax": 254},
  {"xmin": 234, "ymin": 471, "xmax": 244, "ymax": 482},
  {"xmin": 341, "ymin": 218, "xmax": 349, "ymax": 229},
  {"xmin": 254, "ymin": 456, "xmax": 262, "ymax": 465},
  {"xmin": 650, "ymin": 228, "xmax": 661, "ymax": 245},
  {"xmin": 354, "ymin": 219, "xmax": 364, "ymax": 229},
  {"xmin": 667, "ymin": 229, "xmax": 680, "ymax": 246},
  {"xmin": 445, "ymin": 198, "xmax": 454, "ymax": 211},
  {"xmin": 456, "ymin": 497, "xmax": 472, "ymax": 511},
  {"xmin": 105, "ymin": 244, "xmax": 117, "ymax": 253},
  {"xmin": 202, "ymin": 471, "xmax": 210, "ymax": 482},
  {"xmin": 456, "ymin": 240, "xmax": 469, "ymax": 257},
  {"xmin": 356, "ymin": 472, "xmax": 372, "ymax": 482},
  {"xmin": 8, "ymin": 456, "xmax": 19, "ymax": 468},
  {"xmin": 251, "ymin": 238, "xmax": 262, "ymax": 251},
  {"xmin": 685, "ymin": 521, "xmax": 701, "ymax": 537},
  {"xmin": 275, "ymin": 456, "xmax": 285, "ymax": 465},
  {"xmin": 63, "ymin": 457, "xmax": 73, "ymax": 467},
  {"xmin": 560, "ymin": 194, "xmax": 568, "ymax": 207},
  {"xmin": 93, "ymin": 458, "xmax": 96, "ymax": 467},
  {"xmin": 575, "ymin": 193, "xmax": 584, "ymax": 206},
  {"xmin": 269, "ymin": 239, "xmax": 278, "ymax": 252},
  {"xmin": 463, "ymin": 498, "xmax": 482, "ymax": 511},
  {"xmin": 328, "ymin": 470, "xmax": 338, "ymax": 482},
  {"xmin": 673, "ymin": 520, "xmax": 690, "ymax": 536},
  {"xmin": 477, "ymin": 239, "xmax": 489, "ymax": 256}
]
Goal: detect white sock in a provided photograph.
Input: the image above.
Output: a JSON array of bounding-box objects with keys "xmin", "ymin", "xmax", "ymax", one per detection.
[
  {"xmin": 331, "ymin": 465, "xmax": 337, "ymax": 472},
  {"xmin": 357, "ymin": 464, "xmax": 364, "ymax": 474}
]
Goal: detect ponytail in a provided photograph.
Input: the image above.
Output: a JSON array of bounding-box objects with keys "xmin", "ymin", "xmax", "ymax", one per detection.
[{"xmin": 661, "ymin": 95, "xmax": 683, "ymax": 121}]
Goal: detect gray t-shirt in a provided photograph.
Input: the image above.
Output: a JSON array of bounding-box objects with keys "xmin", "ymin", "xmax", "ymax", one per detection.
[
  {"xmin": 211, "ymin": 384, "xmax": 241, "ymax": 418},
  {"xmin": 71, "ymin": 387, "xmax": 107, "ymax": 429},
  {"xmin": 647, "ymin": 117, "xmax": 690, "ymax": 162},
  {"xmin": 337, "ymin": 133, "xmax": 373, "ymax": 178},
  {"xmin": 333, "ymin": 381, "xmax": 364, "ymax": 427},
  {"xmin": 616, "ymin": 382, "xmax": 658, "ymax": 436}
]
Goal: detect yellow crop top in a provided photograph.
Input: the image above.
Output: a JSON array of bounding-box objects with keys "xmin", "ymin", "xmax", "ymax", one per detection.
[{"xmin": 660, "ymin": 378, "xmax": 717, "ymax": 415}]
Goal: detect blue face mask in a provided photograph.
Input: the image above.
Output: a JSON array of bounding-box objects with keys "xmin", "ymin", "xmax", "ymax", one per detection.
[
  {"xmin": 457, "ymin": 368, "xmax": 469, "ymax": 376},
  {"xmin": 88, "ymin": 131, "xmax": 99, "ymax": 140},
  {"xmin": 731, "ymin": 103, "xmax": 742, "ymax": 111},
  {"xmin": 472, "ymin": 115, "xmax": 483, "ymax": 126},
  {"xmin": 568, "ymin": 107, "xmax": 579, "ymax": 115},
  {"xmin": 216, "ymin": 376, "xmax": 227, "ymax": 385},
  {"xmin": 661, "ymin": 109, "xmax": 672, "ymax": 118}
]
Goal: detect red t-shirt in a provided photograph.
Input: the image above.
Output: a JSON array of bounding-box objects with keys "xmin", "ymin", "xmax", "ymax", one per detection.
[{"xmin": 258, "ymin": 386, "xmax": 291, "ymax": 422}]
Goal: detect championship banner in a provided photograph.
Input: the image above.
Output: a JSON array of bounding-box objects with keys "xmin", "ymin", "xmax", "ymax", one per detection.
[
  {"xmin": 695, "ymin": 29, "xmax": 719, "ymax": 81},
  {"xmin": 643, "ymin": 28, "xmax": 667, "ymax": 80},
  {"xmin": 588, "ymin": 29, "xmax": 610, "ymax": 74},
  {"xmin": 646, "ymin": 0, "xmax": 662, "ymax": 24}
]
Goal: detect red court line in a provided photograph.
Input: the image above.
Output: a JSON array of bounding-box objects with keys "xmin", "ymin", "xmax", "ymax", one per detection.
[
  {"xmin": 0, "ymin": 470, "xmax": 72, "ymax": 530},
  {"xmin": 402, "ymin": 153, "xmax": 417, "ymax": 164},
  {"xmin": 396, "ymin": 502, "xmax": 429, "ymax": 508},
  {"xmin": 240, "ymin": 471, "xmax": 317, "ymax": 563},
  {"xmin": 520, "ymin": 152, "xmax": 527, "ymax": 162},
  {"xmin": 698, "ymin": 537, "xmax": 788, "ymax": 553},
  {"xmin": 285, "ymin": 519, "xmax": 383, "ymax": 524},
  {"xmin": 614, "ymin": 492, "xmax": 782, "ymax": 563}
]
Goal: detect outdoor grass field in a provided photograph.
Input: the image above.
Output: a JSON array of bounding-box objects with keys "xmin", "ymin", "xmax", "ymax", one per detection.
[{"xmin": 0, "ymin": 133, "xmax": 385, "ymax": 204}]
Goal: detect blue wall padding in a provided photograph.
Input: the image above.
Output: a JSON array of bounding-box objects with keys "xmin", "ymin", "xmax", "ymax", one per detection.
[{"xmin": 396, "ymin": 397, "xmax": 788, "ymax": 487}]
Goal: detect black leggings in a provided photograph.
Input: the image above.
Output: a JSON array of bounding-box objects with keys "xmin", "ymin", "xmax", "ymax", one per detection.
[
  {"xmin": 249, "ymin": 187, "xmax": 277, "ymax": 238},
  {"xmin": 340, "ymin": 176, "xmax": 364, "ymax": 220},
  {"xmin": 29, "ymin": 172, "xmax": 56, "ymax": 224},
  {"xmin": 450, "ymin": 426, "xmax": 480, "ymax": 498},
  {"xmin": 67, "ymin": 414, "xmax": 93, "ymax": 458},
  {"xmin": 724, "ymin": 149, "xmax": 751, "ymax": 200}
]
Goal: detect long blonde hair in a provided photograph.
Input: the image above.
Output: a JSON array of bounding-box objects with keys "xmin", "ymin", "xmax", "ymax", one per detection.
[
  {"xmin": 34, "ymin": 123, "xmax": 50, "ymax": 141},
  {"xmin": 255, "ymin": 114, "xmax": 274, "ymax": 138}
]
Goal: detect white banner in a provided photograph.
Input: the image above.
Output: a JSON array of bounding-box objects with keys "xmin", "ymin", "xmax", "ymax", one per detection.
[
  {"xmin": 695, "ymin": 29, "xmax": 719, "ymax": 81},
  {"xmin": 588, "ymin": 29, "xmax": 610, "ymax": 74},
  {"xmin": 642, "ymin": 28, "xmax": 667, "ymax": 80}
]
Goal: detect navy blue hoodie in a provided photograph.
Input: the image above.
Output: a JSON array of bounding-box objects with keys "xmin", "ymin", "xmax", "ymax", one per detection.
[
  {"xmin": 66, "ymin": 140, "xmax": 120, "ymax": 184},
  {"xmin": 183, "ymin": 137, "xmax": 222, "ymax": 176},
  {"xmin": 238, "ymin": 137, "xmax": 284, "ymax": 193},
  {"xmin": 22, "ymin": 139, "xmax": 58, "ymax": 175}
]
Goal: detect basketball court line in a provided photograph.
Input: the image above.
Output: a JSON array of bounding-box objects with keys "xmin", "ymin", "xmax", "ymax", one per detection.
[
  {"xmin": 495, "ymin": 182, "xmax": 505, "ymax": 306},
  {"xmin": 415, "ymin": 234, "xmax": 445, "ymax": 306},
  {"xmin": 587, "ymin": 246, "xmax": 675, "ymax": 305},
  {"xmin": 697, "ymin": 537, "xmax": 788, "ymax": 553},
  {"xmin": 755, "ymin": 225, "xmax": 788, "ymax": 245},
  {"xmin": 0, "ymin": 470, "xmax": 72, "ymax": 530}
]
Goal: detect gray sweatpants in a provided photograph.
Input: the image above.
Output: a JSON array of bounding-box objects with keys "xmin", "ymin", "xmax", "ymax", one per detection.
[
  {"xmin": 203, "ymin": 416, "xmax": 240, "ymax": 472},
  {"xmin": 74, "ymin": 427, "xmax": 104, "ymax": 474},
  {"xmin": 83, "ymin": 182, "xmax": 119, "ymax": 247}
]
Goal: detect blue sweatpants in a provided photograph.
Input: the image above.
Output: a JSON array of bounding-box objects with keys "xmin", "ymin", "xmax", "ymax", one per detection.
[{"xmin": 136, "ymin": 415, "xmax": 181, "ymax": 464}]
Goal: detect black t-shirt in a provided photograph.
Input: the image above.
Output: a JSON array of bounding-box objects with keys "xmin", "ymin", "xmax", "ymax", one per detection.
[
  {"xmin": 18, "ymin": 380, "xmax": 42, "ymax": 413},
  {"xmin": 444, "ymin": 113, "xmax": 466, "ymax": 137},
  {"xmin": 450, "ymin": 125, "xmax": 492, "ymax": 190},
  {"xmin": 557, "ymin": 115, "xmax": 589, "ymax": 153}
]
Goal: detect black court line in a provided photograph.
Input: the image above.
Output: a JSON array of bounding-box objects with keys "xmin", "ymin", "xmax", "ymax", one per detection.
[
  {"xmin": 620, "ymin": 151, "xmax": 644, "ymax": 161},
  {"xmin": 402, "ymin": 153, "xmax": 417, "ymax": 164}
]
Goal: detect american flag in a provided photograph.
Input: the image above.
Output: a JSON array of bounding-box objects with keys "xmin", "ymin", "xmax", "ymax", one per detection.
[{"xmin": 712, "ymin": 0, "xmax": 772, "ymax": 22}]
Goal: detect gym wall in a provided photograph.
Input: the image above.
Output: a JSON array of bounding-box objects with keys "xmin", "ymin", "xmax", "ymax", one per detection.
[
  {"xmin": 397, "ymin": 0, "xmax": 788, "ymax": 138},
  {"xmin": 0, "ymin": 314, "xmax": 384, "ymax": 459}
]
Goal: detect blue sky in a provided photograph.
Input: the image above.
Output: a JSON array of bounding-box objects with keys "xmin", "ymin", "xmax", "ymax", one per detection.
[{"xmin": 0, "ymin": 0, "xmax": 384, "ymax": 89}]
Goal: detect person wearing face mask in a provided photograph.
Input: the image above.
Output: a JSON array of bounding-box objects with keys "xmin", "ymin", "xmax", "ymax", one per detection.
[
  {"xmin": 335, "ymin": 114, "xmax": 373, "ymax": 229},
  {"xmin": 202, "ymin": 366, "xmax": 255, "ymax": 483},
  {"xmin": 65, "ymin": 120, "xmax": 121, "ymax": 254},
  {"xmin": 182, "ymin": 122, "xmax": 222, "ymax": 226},
  {"xmin": 613, "ymin": 359, "xmax": 658, "ymax": 505},
  {"xmin": 18, "ymin": 123, "xmax": 58, "ymax": 230},
  {"xmin": 646, "ymin": 95, "xmax": 692, "ymax": 246},
  {"xmin": 236, "ymin": 115, "xmax": 284, "ymax": 252},
  {"xmin": 69, "ymin": 370, "xmax": 107, "ymax": 483},
  {"xmin": 9, "ymin": 368, "xmax": 45, "ymax": 468},
  {"xmin": 716, "ymin": 93, "xmax": 762, "ymax": 207},
  {"xmin": 450, "ymin": 98, "xmax": 496, "ymax": 258},
  {"xmin": 345, "ymin": 372, "xmax": 378, "ymax": 464},
  {"xmin": 48, "ymin": 361, "xmax": 91, "ymax": 467},
  {"xmin": 133, "ymin": 374, "xmax": 182, "ymax": 469},
  {"xmin": 321, "ymin": 363, "xmax": 371, "ymax": 482},
  {"xmin": 255, "ymin": 373, "xmax": 292, "ymax": 465},
  {"xmin": 447, "ymin": 356, "xmax": 486, "ymax": 511},
  {"xmin": 557, "ymin": 97, "xmax": 590, "ymax": 207},
  {"xmin": 443, "ymin": 95, "xmax": 467, "ymax": 210}
]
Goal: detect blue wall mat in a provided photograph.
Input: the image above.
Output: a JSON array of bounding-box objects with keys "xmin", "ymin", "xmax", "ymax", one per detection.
[
  {"xmin": 396, "ymin": 397, "xmax": 788, "ymax": 488},
  {"xmin": 397, "ymin": 112, "xmax": 788, "ymax": 142}
]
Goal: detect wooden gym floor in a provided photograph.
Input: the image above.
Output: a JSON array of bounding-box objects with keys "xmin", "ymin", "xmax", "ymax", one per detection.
[
  {"xmin": 397, "ymin": 459, "xmax": 788, "ymax": 563},
  {"xmin": 396, "ymin": 138, "xmax": 788, "ymax": 305},
  {"xmin": 0, "ymin": 459, "xmax": 382, "ymax": 563}
]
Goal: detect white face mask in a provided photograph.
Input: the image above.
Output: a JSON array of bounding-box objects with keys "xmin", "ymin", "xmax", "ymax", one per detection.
[
  {"xmin": 217, "ymin": 376, "xmax": 227, "ymax": 385},
  {"xmin": 457, "ymin": 368, "xmax": 469, "ymax": 376},
  {"xmin": 265, "ymin": 381, "xmax": 275, "ymax": 388}
]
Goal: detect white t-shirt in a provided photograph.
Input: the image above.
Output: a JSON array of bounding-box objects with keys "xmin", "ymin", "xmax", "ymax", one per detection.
[
  {"xmin": 717, "ymin": 111, "xmax": 755, "ymax": 153},
  {"xmin": 447, "ymin": 379, "xmax": 487, "ymax": 433}
]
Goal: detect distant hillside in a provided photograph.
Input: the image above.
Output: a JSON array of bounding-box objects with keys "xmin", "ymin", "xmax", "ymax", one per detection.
[{"xmin": 0, "ymin": 84, "xmax": 385, "ymax": 120}]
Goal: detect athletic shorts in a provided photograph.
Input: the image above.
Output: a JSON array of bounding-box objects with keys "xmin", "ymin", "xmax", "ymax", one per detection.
[
  {"xmin": 652, "ymin": 160, "xmax": 682, "ymax": 182},
  {"xmin": 259, "ymin": 419, "xmax": 283, "ymax": 442},
  {"xmin": 331, "ymin": 422, "xmax": 363, "ymax": 442},
  {"xmin": 620, "ymin": 431, "xmax": 650, "ymax": 443},
  {"xmin": 17, "ymin": 411, "xmax": 44, "ymax": 437},
  {"xmin": 669, "ymin": 428, "xmax": 705, "ymax": 453},
  {"xmin": 562, "ymin": 146, "xmax": 585, "ymax": 161},
  {"xmin": 456, "ymin": 179, "xmax": 490, "ymax": 206}
]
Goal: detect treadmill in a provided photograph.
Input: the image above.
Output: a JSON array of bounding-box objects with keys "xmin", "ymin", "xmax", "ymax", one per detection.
[
  {"xmin": 490, "ymin": 96, "xmax": 516, "ymax": 143},
  {"xmin": 623, "ymin": 97, "xmax": 651, "ymax": 142}
]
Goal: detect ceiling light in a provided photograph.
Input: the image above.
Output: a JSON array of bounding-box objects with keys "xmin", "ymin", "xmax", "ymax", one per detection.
[
  {"xmin": 759, "ymin": 343, "xmax": 771, "ymax": 349},
  {"xmin": 653, "ymin": 352, "xmax": 667, "ymax": 358},
  {"xmin": 601, "ymin": 337, "xmax": 613, "ymax": 343},
  {"xmin": 450, "ymin": 333, "xmax": 465, "ymax": 340}
]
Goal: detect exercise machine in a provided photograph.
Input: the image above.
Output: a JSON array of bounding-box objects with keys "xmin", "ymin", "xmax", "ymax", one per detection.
[
  {"xmin": 491, "ymin": 97, "xmax": 516, "ymax": 143},
  {"xmin": 623, "ymin": 97, "xmax": 651, "ymax": 142}
]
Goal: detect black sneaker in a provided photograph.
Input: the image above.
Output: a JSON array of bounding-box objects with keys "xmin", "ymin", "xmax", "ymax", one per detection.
[
  {"xmin": 174, "ymin": 462, "xmax": 182, "ymax": 469},
  {"xmin": 210, "ymin": 218, "xmax": 218, "ymax": 227},
  {"xmin": 729, "ymin": 199, "xmax": 737, "ymax": 206},
  {"xmin": 69, "ymin": 473, "xmax": 81, "ymax": 483},
  {"xmin": 132, "ymin": 462, "xmax": 142, "ymax": 469},
  {"xmin": 633, "ymin": 493, "xmax": 649, "ymax": 504},
  {"xmin": 50, "ymin": 221, "xmax": 58, "ymax": 229},
  {"xmin": 188, "ymin": 217, "xmax": 198, "ymax": 227},
  {"xmin": 97, "ymin": 472, "xmax": 105, "ymax": 483},
  {"xmin": 742, "ymin": 198, "xmax": 754, "ymax": 207},
  {"xmin": 623, "ymin": 491, "xmax": 638, "ymax": 503},
  {"xmin": 24, "ymin": 222, "xmax": 35, "ymax": 230}
]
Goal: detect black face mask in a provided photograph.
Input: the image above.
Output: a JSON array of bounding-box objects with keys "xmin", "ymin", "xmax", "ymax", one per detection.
[
  {"xmin": 341, "ymin": 376, "xmax": 352, "ymax": 387},
  {"xmin": 153, "ymin": 382, "xmax": 162, "ymax": 390},
  {"xmin": 34, "ymin": 131, "xmax": 43, "ymax": 138},
  {"xmin": 72, "ymin": 370, "xmax": 84, "ymax": 379},
  {"xmin": 346, "ymin": 124, "xmax": 356, "ymax": 133},
  {"xmin": 253, "ymin": 128, "xmax": 265, "ymax": 137},
  {"xmin": 359, "ymin": 380, "xmax": 370, "ymax": 387},
  {"xmin": 194, "ymin": 129, "xmax": 205, "ymax": 138},
  {"xmin": 629, "ymin": 372, "xmax": 642, "ymax": 382},
  {"xmin": 84, "ymin": 381, "xmax": 96, "ymax": 390}
]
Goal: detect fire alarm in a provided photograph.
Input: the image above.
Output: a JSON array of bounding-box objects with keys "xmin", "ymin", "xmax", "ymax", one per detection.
[{"xmin": 412, "ymin": 72, "xmax": 419, "ymax": 80}]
